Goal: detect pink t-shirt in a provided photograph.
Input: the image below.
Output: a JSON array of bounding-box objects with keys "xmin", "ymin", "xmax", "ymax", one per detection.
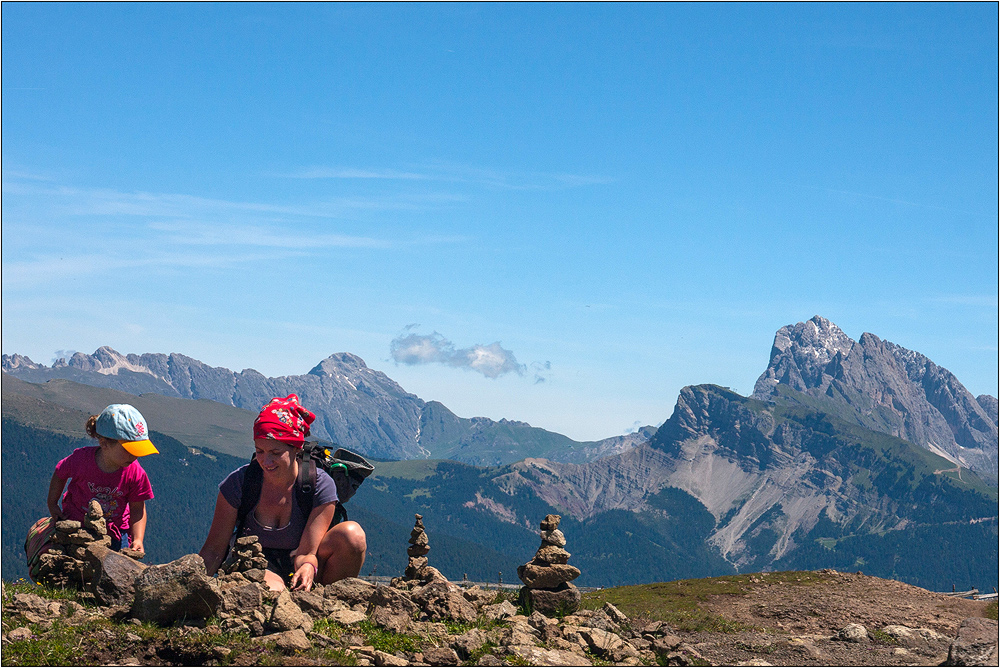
[{"xmin": 54, "ymin": 446, "xmax": 154, "ymax": 541}]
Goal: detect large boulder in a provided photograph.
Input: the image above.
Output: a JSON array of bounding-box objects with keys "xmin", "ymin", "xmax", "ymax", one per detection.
[
  {"xmin": 269, "ymin": 590, "xmax": 313, "ymax": 633},
  {"xmin": 945, "ymin": 617, "xmax": 999, "ymax": 666},
  {"xmin": 130, "ymin": 554, "xmax": 223, "ymax": 625}
]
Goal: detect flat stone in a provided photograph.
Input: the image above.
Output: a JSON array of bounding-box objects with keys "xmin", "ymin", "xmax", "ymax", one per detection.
[
  {"xmin": 328, "ymin": 609, "xmax": 366, "ymax": 625},
  {"xmin": 505, "ymin": 645, "xmax": 591, "ymax": 666},
  {"xmin": 533, "ymin": 544, "xmax": 571, "ymax": 565},
  {"xmin": 130, "ymin": 554, "xmax": 223, "ymax": 624},
  {"xmin": 517, "ymin": 563, "xmax": 580, "ymax": 589},
  {"xmin": 372, "ymin": 649, "xmax": 409, "ymax": 666}
]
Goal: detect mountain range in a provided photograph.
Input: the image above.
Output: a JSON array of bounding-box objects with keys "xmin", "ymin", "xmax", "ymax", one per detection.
[
  {"xmin": 1, "ymin": 350, "xmax": 647, "ymax": 466},
  {"xmin": 2, "ymin": 316, "xmax": 997, "ymax": 592}
]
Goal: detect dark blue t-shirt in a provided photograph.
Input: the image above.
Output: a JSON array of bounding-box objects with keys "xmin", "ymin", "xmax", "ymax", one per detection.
[{"xmin": 219, "ymin": 463, "xmax": 338, "ymax": 550}]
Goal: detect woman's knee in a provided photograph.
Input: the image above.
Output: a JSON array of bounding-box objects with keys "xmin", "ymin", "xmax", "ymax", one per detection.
[{"xmin": 322, "ymin": 521, "xmax": 366, "ymax": 555}]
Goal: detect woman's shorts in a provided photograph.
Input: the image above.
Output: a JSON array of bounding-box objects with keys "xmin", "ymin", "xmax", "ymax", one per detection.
[{"xmin": 262, "ymin": 547, "xmax": 295, "ymax": 585}]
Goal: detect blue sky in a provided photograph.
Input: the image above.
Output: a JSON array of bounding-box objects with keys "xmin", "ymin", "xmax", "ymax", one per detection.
[{"xmin": 3, "ymin": 3, "xmax": 997, "ymax": 441}]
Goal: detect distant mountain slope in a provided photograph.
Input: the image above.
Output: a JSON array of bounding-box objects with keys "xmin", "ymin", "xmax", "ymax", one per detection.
[
  {"xmin": 752, "ymin": 316, "xmax": 998, "ymax": 483},
  {"xmin": 492, "ymin": 384, "xmax": 997, "ymax": 582},
  {"xmin": 2, "ymin": 373, "xmax": 256, "ymax": 459},
  {"xmin": 1, "ymin": 356, "xmax": 651, "ymax": 466}
]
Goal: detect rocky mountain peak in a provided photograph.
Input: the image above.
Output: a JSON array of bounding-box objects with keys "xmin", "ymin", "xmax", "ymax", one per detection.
[
  {"xmin": 308, "ymin": 352, "xmax": 369, "ymax": 376},
  {"xmin": 0, "ymin": 353, "xmax": 40, "ymax": 371},
  {"xmin": 752, "ymin": 316, "xmax": 998, "ymax": 483},
  {"xmin": 754, "ymin": 315, "xmax": 854, "ymax": 396}
]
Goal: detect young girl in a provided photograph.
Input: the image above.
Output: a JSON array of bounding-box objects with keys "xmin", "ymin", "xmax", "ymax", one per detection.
[{"xmin": 27, "ymin": 404, "xmax": 157, "ymax": 576}]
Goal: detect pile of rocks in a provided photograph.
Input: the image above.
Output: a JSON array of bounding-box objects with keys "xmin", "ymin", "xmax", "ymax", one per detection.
[
  {"xmin": 31, "ymin": 500, "xmax": 146, "ymax": 602},
  {"xmin": 517, "ymin": 514, "xmax": 581, "ymax": 615},
  {"xmin": 219, "ymin": 535, "xmax": 269, "ymax": 575},
  {"xmin": 400, "ymin": 514, "xmax": 445, "ymax": 584}
]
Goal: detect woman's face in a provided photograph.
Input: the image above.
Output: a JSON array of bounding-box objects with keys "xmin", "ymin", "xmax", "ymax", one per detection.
[{"xmin": 254, "ymin": 439, "xmax": 296, "ymax": 478}]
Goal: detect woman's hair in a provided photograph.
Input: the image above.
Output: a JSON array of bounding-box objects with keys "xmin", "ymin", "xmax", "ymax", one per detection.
[{"xmin": 85, "ymin": 415, "xmax": 99, "ymax": 439}]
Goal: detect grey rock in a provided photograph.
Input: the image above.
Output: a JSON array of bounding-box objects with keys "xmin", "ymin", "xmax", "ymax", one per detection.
[
  {"xmin": 253, "ymin": 628, "xmax": 312, "ymax": 652},
  {"xmin": 370, "ymin": 606, "xmax": 411, "ymax": 634},
  {"xmin": 838, "ymin": 623, "xmax": 870, "ymax": 643},
  {"xmin": 130, "ymin": 554, "xmax": 222, "ymax": 624},
  {"xmin": 422, "ymin": 646, "xmax": 460, "ymax": 666},
  {"xmin": 369, "ymin": 585, "xmax": 420, "ymax": 618},
  {"xmin": 451, "ymin": 628, "xmax": 488, "ymax": 659},
  {"xmin": 324, "ymin": 577, "xmax": 376, "ymax": 606},
  {"xmin": 269, "ymin": 589, "xmax": 313, "ymax": 633},
  {"xmin": 945, "ymin": 617, "xmax": 999, "ymax": 666},
  {"xmin": 411, "ymin": 581, "xmax": 477, "ymax": 623},
  {"xmin": 520, "ymin": 583, "xmax": 582, "ymax": 616},
  {"xmin": 91, "ymin": 549, "xmax": 146, "ymax": 606},
  {"xmin": 220, "ymin": 583, "xmax": 263, "ymax": 613}
]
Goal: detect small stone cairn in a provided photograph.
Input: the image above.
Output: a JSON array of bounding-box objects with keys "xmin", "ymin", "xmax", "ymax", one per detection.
[
  {"xmin": 219, "ymin": 535, "xmax": 269, "ymax": 577},
  {"xmin": 400, "ymin": 514, "xmax": 445, "ymax": 584},
  {"xmin": 517, "ymin": 514, "xmax": 582, "ymax": 615},
  {"xmin": 34, "ymin": 500, "xmax": 115, "ymax": 588}
]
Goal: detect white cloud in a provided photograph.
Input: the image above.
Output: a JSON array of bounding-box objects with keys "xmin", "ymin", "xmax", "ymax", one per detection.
[{"xmin": 389, "ymin": 331, "xmax": 525, "ymax": 379}]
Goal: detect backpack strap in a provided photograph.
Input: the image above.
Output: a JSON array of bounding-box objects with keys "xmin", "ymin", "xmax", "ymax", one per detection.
[
  {"xmin": 295, "ymin": 454, "xmax": 317, "ymax": 524},
  {"xmin": 236, "ymin": 456, "xmax": 264, "ymax": 539}
]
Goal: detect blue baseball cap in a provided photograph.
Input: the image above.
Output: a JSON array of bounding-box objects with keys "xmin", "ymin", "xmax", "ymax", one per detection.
[{"xmin": 95, "ymin": 404, "xmax": 158, "ymax": 457}]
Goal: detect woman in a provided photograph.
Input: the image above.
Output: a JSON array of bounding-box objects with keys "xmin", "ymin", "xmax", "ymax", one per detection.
[{"xmin": 199, "ymin": 394, "xmax": 367, "ymax": 591}]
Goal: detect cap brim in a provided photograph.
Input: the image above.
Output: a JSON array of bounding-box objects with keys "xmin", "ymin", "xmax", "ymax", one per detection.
[{"xmin": 121, "ymin": 440, "xmax": 158, "ymax": 457}]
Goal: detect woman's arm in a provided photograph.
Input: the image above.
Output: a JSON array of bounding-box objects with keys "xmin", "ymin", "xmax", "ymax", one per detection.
[
  {"xmin": 47, "ymin": 472, "xmax": 68, "ymax": 520},
  {"xmin": 198, "ymin": 492, "xmax": 239, "ymax": 576},
  {"xmin": 127, "ymin": 500, "xmax": 147, "ymax": 553},
  {"xmin": 289, "ymin": 502, "xmax": 337, "ymax": 591}
]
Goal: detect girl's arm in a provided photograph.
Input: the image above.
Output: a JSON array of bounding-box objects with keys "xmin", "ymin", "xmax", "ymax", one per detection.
[
  {"xmin": 199, "ymin": 492, "xmax": 238, "ymax": 576},
  {"xmin": 47, "ymin": 472, "xmax": 68, "ymax": 520},
  {"xmin": 128, "ymin": 500, "xmax": 147, "ymax": 553},
  {"xmin": 289, "ymin": 502, "xmax": 337, "ymax": 591}
]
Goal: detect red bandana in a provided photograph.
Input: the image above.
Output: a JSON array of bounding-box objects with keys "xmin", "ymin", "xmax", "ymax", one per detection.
[{"xmin": 252, "ymin": 394, "xmax": 315, "ymax": 447}]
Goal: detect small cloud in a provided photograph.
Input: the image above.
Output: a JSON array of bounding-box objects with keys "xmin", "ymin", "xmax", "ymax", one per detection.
[
  {"xmin": 625, "ymin": 421, "xmax": 644, "ymax": 435},
  {"xmin": 390, "ymin": 331, "xmax": 525, "ymax": 379},
  {"xmin": 52, "ymin": 349, "xmax": 77, "ymax": 364},
  {"xmin": 530, "ymin": 360, "xmax": 551, "ymax": 384}
]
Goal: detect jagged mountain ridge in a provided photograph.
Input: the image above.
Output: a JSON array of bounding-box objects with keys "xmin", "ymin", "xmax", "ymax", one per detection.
[
  {"xmin": 752, "ymin": 316, "xmax": 998, "ymax": 483},
  {"xmin": 0, "ymin": 350, "xmax": 650, "ymax": 465},
  {"xmin": 486, "ymin": 384, "xmax": 997, "ymax": 572}
]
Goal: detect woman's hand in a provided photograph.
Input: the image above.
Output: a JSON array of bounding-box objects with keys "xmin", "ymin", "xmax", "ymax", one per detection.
[{"xmin": 289, "ymin": 560, "xmax": 318, "ymax": 591}]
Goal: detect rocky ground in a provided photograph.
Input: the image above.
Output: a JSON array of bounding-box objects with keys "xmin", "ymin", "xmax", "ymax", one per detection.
[{"xmin": 3, "ymin": 566, "xmax": 997, "ymax": 667}]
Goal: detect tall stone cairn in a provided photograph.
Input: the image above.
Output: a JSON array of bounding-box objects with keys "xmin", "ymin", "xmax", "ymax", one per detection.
[
  {"xmin": 403, "ymin": 514, "xmax": 445, "ymax": 583},
  {"xmin": 517, "ymin": 514, "xmax": 581, "ymax": 615}
]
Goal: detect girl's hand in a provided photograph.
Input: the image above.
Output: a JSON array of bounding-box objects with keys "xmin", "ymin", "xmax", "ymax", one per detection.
[
  {"xmin": 130, "ymin": 539, "xmax": 145, "ymax": 554},
  {"xmin": 289, "ymin": 562, "xmax": 317, "ymax": 591},
  {"xmin": 48, "ymin": 504, "xmax": 66, "ymax": 521}
]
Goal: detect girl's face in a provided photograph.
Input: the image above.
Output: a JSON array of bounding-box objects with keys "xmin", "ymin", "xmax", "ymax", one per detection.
[
  {"xmin": 254, "ymin": 439, "xmax": 296, "ymax": 479},
  {"xmin": 99, "ymin": 437, "xmax": 138, "ymax": 468}
]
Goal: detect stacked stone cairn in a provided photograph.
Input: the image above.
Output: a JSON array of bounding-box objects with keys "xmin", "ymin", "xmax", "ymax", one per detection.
[
  {"xmin": 517, "ymin": 514, "xmax": 582, "ymax": 615},
  {"xmin": 33, "ymin": 500, "xmax": 115, "ymax": 588},
  {"xmin": 401, "ymin": 514, "xmax": 445, "ymax": 583},
  {"xmin": 219, "ymin": 535, "xmax": 269, "ymax": 576}
]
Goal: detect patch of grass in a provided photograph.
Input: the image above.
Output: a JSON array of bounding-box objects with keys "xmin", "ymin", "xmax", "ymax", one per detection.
[
  {"xmin": 984, "ymin": 600, "xmax": 998, "ymax": 621},
  {"xmin": 355, "ymin": 620, "xmax": 420, "ymax": 654},
  {"xmin": 582, "ymin": 571, "xmax": 830, "ymax": 633},
  {"xmin": 3, "ymin": 578, "xmax": 88, "ymax": 603},
  {"xmin": 502, "ymin": 654, "xmax": 532, "ymax": 667},
  {"xmin": 465, "ymin": 641, "xmax": 499, "ymax": 664}
]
